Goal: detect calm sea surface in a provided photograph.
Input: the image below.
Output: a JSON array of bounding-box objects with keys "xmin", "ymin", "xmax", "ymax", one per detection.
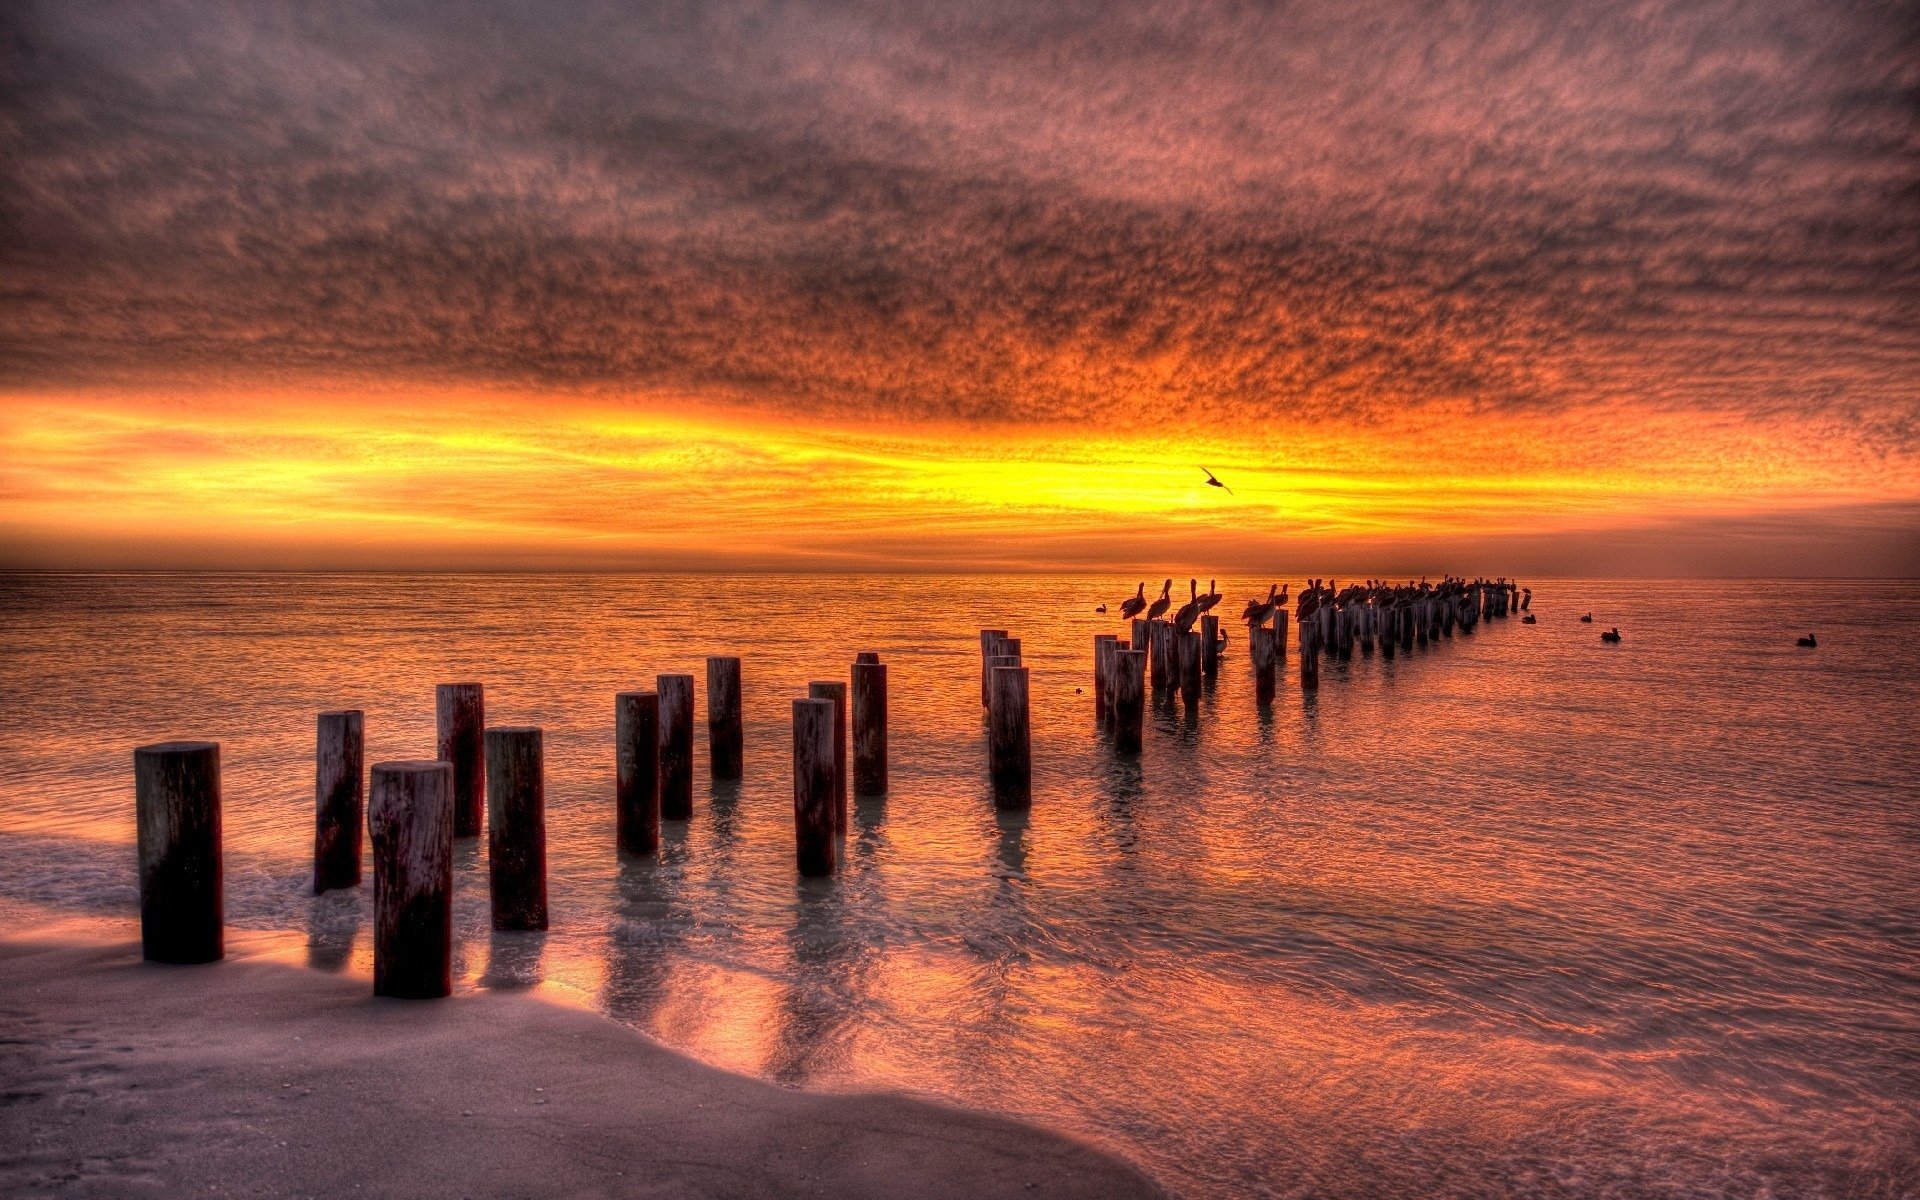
[{"xmin": 1, "ymin": 574, "xmax": 1915, "ymax": 1198}]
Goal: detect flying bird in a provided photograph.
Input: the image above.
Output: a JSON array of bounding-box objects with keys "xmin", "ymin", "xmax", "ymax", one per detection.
[{"xmin": 1200, "ymin": 466, "xmax": 1233, "ymax": 495}]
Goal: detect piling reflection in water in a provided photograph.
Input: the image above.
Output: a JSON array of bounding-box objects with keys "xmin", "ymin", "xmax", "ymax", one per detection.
[{"xmin": 1, "ymin": 573, "xmax": 1916, "ymax": 1200}]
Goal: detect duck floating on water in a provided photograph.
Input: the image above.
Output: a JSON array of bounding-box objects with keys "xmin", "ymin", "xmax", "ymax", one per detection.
[
  {"xmin": 1601, "ymin": 627, "xmax": 1622, "ymax": 643},
  {"xmin": 1579, "ymin": 613, "xmax": 1594, "ymax": 623},
  {"xmin": 1521, "ymin": 613, "xmax": 1537, "ymax": 624},
  {"xmin": 1796, "ymin": 633, "xmax": 1817, "ymax": 647}
]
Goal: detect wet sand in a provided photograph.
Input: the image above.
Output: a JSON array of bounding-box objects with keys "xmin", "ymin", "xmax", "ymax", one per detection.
[{"xmin": 0, "ymin": 932, "xmax": 1163, "ymax": 1198}]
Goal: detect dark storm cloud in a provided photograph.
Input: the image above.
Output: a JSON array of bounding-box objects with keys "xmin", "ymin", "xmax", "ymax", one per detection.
[{"xmin": 2, "ymin": 0, "xmax": 1915, "ymax": 441}]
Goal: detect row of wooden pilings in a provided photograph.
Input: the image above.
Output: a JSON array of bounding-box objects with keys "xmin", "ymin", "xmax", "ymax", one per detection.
[{"xmin": 133, "ymin": 654, "xmax": 890, "ymax": 997}]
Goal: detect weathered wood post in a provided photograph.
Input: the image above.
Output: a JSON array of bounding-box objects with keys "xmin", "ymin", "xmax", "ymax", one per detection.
[
  {"xmin": 135, "ymin": 740, "xmax": 223, "ymax": 964},
  {"xmin": 657, "ymin": 673, "xmax": 695, "ymax": 820},
  {"xmin": 485, "ymin": 726, "xmax": 547, "ymax": 932},
  {"xmin": 1177, "ymin": 629, "xmax": 1203, "ymax": 707},
  {"xmin": 1111, "ymin": 648, "xmax": 1146, "ymax": 752},
  {"xmin": 792, "ymin": 699, "xmax": 837, "ymax": 877},
  {"xmin": 1094, "ymin": 634, "xmax": 1118, "ymax": 710},
  {"xmin": 1200, "ymin": 615, "xmax": 1220, "ymax": 677},
  {"xmin": 614, "ymin": 691, "xmax": 659, "ymax": 856},
  {"xmin": 313, "ymin": 710, "xmax": 364, "ymax": 895},
  {"xmin": 706, "ymin": 656, "xmax": 744, "ymax": 781},
  {"xmin": 852, "ymin": 659, "xmax": 888, "ymax": 794},
  {"xmin": 979, "ymin": 629, "xmax": 1009, "ymax": 705},
  {"xmin": 808, "ymin": 680, "xmax": 849, "ymax": 834},
  {"xmin": 1148, "ymin": 622, "xmax": 1174, "ymax": 691},
  {"xmin": 856, "ymin": 650, "xmax": 881, "ymax": 665},
  {"xmin": 1249, "ymin": 625, "xmax": 1276, "ymax": 706},
  {"xmin": 436, "ymin": 683, "xmax": 485, "ymax": 837},
  {"xmin": 1300, "ymin": 626, "xmax": 1320, "ymax": 689},
  {"xmin": 988, "ymin": 664, "xmax": 1032, "ymax": 808},
  {"xmin": 1382, "ymin": 607, "xmax": 1398, "ymax": 660},
  {"xmin": 370, "ymin": 759, "xmax": 453, "ymax": 998},
  {"xmin": 1274, "ymin": 610, "xmax": 1289, "ymax": 660},
  {"xmin": 1130, "ymin": 618, "xmax": 1150, "ymax": 652}
]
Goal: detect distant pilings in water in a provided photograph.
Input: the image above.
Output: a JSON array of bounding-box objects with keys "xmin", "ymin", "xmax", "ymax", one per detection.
[
  {"xmin": 136, "ymin": 740, "xmax": 223, "ymax": 964},
  {"xmin": 313, "ymin": 710, "xmax": 363, "ymax": 895},
  {"xmin": 370, "ymin": 759, "xmax": 453, "ymax": 999}
]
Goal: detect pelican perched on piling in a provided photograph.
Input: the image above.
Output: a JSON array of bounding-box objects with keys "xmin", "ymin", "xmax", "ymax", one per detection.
[
  {"xmin": 1146, "ymin": 579, "xmax": 1173, "ymax": 622},
  {"xmin": 1197, "ymin": 579, "xmax": 1223, "ymax": 613},
  {"xmin": 1173, "ymin": 579, "xmax": 1203, "ymax": 633},
  {"xmin": 1119, "ymin": 583, "xmax": 1148, "ymax": 620},
  {"xmin": 1241, "ymin": 584, "xmax": 1278, "ymax": 625}
]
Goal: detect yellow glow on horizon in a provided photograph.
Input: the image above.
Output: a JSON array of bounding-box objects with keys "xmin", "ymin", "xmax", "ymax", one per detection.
[{"xmin": 2, "ymin": 382, "xmax": 1915, "ymax": 571}]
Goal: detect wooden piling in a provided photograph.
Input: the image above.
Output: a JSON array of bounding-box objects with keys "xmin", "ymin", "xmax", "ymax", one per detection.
[
  {"xmin": 979, "ymin": 629, "xmax": 1009, "ymax": 705},
  {"xmin": 1177, "ymin": 629, "xmax": 1202, "ymax": 707},
  {"xmin": 614, "ymin": 691, "xmax": 660, "ymax": 856},
  {"xmin": 1111, "ymin": 648, "xmax": 1146, "ymax": 752},
  {"xmin": 135, "ymin": 740, "xmax": 223, "ymax": 964},
  {"xmin": 808, "ymin": 680, "xmax": 849, "ymax": 834},
  {"xmin": 1200, "ymin": 615, "xmax": 1220, "ymax": 677},
  {"xmin": 1094, "ymin": 634, "xmax": 1118, "ymax": 709},
  {"xmin": 988, "ymin": 665, "xmax": 1032, "ymax": 808},
  {"xmin": 855, "ymin": 651, "xmax": 881, "ymax": 665},
  {"xmin": 1250, "ymin": 625, "xmax": 1276, "ymax": 706},
  {"xmin": 792, "ymin": 699, "xmax": 837, "ymax": 877},
  {"xmin": 1274, "ymin": 610, "xmax": 1289, "ymax": 659},
  {"xmin": 370, "ymin": 759, "xmax": 453, "ymax": 999},
  {"xmin": 706, "ymin": 656, "xmax": 744, "ymax": 781},
  {"xmin": 657, "ymin": 673, "xmax": 695, "ymax": 820},
  {"xmin": 485, "ymin": 726, "xmax": 547, "ymax": 932},
  {"xmin": 852, "ymin": 660, "xmax": 888, "ymax": 794},
  {"xmin": 1148, "ymin": 621, "xmax": 1174, "ymax": 690},
  {"xmin": 436, "ymin": 683, "xmax": 485, "ymax": 837},
  {"xmin": 313, "ymin": 710, "xmax": 363, "ymax": 895},
  {"xmin": 1300, "ymin": 628, "xmax": 1320, "ymax": 689},
  {"xmin": 1130, "ymin": 619, "xmax": 1150, "ymax": 652}
]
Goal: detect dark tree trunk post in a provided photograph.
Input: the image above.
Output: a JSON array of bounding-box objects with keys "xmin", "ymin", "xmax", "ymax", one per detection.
[
  {"xmin": 657, "ymin": 673, "xmax": 695, "ymax": 820},
  {"xmin": 614, "ymin": 691, "xmax": 660, "ymax": 856},
  {"xmin": 485, "ymin": 726, "xmax": 547, "ymax": 932},
  {"xmin": 1200, "ymin": 615, "xmax": 1220, "ymax": 677},
  {"xmin": 436, "ymin": 683, "xmax": 485, "ymax": 837},
  {"xmin": 852, "ymin": 660, "xmax": 888, "ymax": 794},
  {"xmin": 808, "ymin": 680, "xmax": 849, "ymax": 834},
  {"xmin": 370, "ymin": 759, "xmax": 453, "ymax": 999},
  {"xmin": 1111, "ymin": 649, "xmax": 1146, "ymax": 752},
  {"xmin": 135, "ymin": 740, "xmax": 223, "ymax": 964},
  {"xmin": 988, "ymin": 664, "xmax": 1032, "ymax": 809},
  {"xmin": 313, "ymin": 710, "xmax": 364, "ymax": 895},
  {"xmin": 1250, "ymin": 625, "xmax": 1276, "ymax": 706},
  {"xmin": 706, "ymin": 656, "xmax": 744, "ymax": 781},
  {"xmin": 792, "ymin": 699, "xmax": 837, "ymax": 877}
]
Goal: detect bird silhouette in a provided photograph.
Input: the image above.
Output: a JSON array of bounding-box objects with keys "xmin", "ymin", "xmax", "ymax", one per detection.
[
  {"xmin": 1796, "ymin": 633, "xmax": 1817, "ymax": 647},
  {"xmin": 1200, "ymin": 466, "xmax": 1233, "ymax": 495},
  {"xmin": 1146, "ymin": 579, "xmax": 1173, "ymax": 622},
  {"xmin": 1095, "ymin": 604, "xmax": 1107, "ymax": 614},
  {"xmin": 1601, "ymin": 628, "xmax": 1622, "ymax": 643},
  {"xmin": 1197, "ymin": 578, "xmax": 1222, "ymax": 613},
  {"xmin": 1241, "ymin": 584, "xmax": 1277, "ymax": 625},
  {"xmin": 1173, "ymin": 579, "xmax": 1203, "ymax": 632},
  {"xmin": 1119, "ymin": 582, "xmax": 1148, "ymax": 620}
]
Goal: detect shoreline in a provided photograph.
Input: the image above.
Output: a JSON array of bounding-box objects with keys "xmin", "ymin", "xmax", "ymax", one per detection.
[{"xmin": 0, "ymin": 930, "xmax": 1165, "ymax": 1199}]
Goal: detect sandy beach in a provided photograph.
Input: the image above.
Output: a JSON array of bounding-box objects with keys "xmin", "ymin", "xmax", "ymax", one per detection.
[{"xmin": 0, "ymin": 930, "xmax": 1164, "ymax": 1199}]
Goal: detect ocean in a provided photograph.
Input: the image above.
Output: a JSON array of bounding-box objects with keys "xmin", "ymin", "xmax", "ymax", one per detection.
[{"xmin": 1, "ymin": 573, "xmax": 1914, "ymax": 1198}]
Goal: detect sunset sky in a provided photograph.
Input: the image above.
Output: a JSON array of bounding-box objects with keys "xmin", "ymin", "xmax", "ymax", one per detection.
[{"xmin": 2, "ymin": 0, "xmax": 1916, "ymax": 574}]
